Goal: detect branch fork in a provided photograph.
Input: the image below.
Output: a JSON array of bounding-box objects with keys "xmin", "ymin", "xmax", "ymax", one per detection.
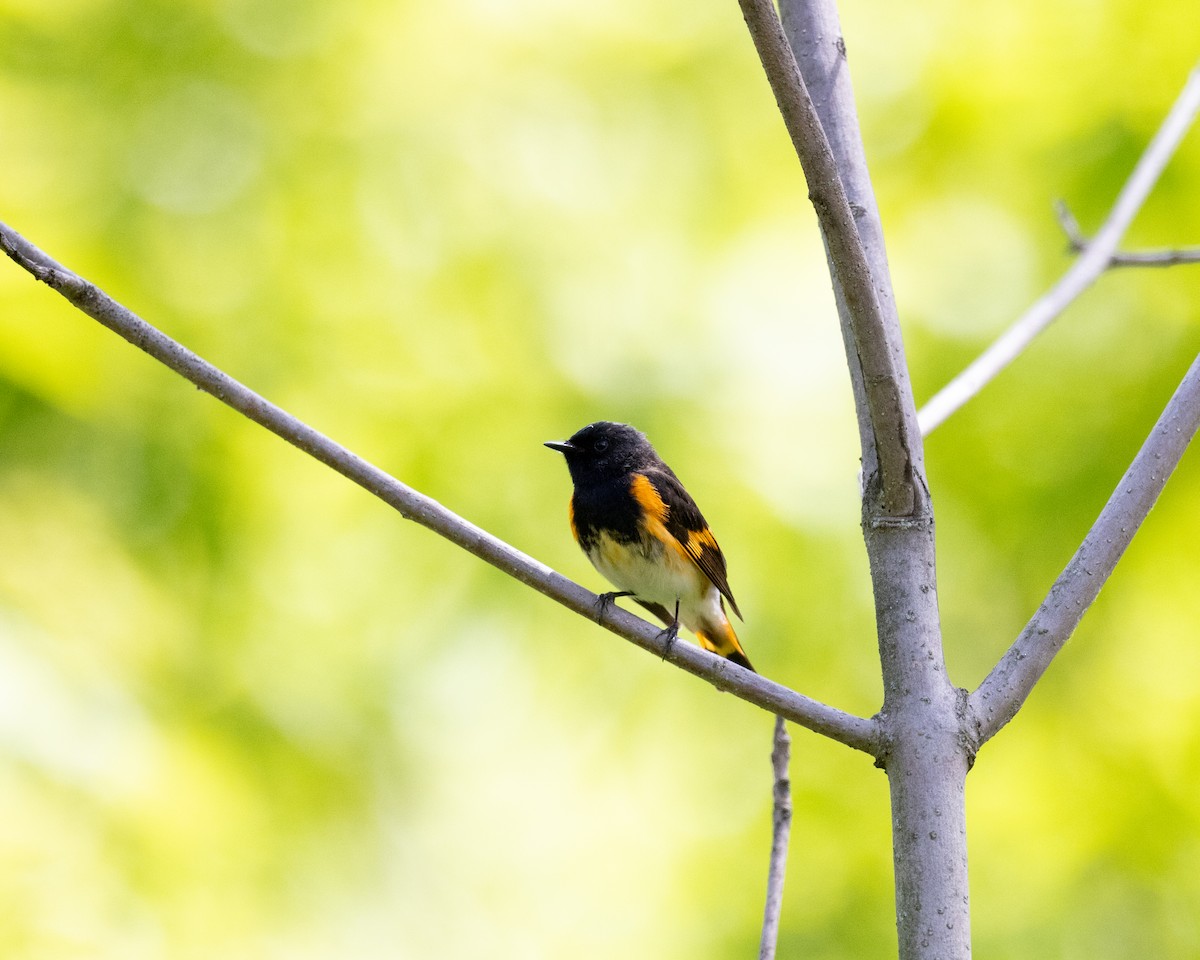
[
  {"xmin": 918, "ymin": 62, "xmax": 1200, "ymax": 435},
  {"xmin": 1055, "ymin": 199, "xmax": 1200, "ymax": 268}
]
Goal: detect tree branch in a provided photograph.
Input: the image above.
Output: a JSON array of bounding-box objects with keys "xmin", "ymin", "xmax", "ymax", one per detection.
[
  {"xmin": 1056, "ymin": 200, "xmax": 1200, "ymax": 267},
  {"xmin": 0, "ymin": 220, "xmax": 882, "ymax": 757},
  {"xmin": 918, "ymin": 62, "xmax": 1200, "ymax": 436},
  {"xmin": 758, "ymin": 715, "xmax": 793, "ymax": 960},
  {"xmin": 737, "ymin": 0, "xmax": 921, "ymax": 517},
  {"xmin": 779, "ymin": 0, "xmax": 913, "ymax": 492},
  {"xmin": 969, "ymin": 349, "xmax": 1200, "ymax": 746}
]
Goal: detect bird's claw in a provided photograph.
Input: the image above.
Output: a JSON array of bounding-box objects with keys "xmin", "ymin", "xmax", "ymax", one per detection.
[
  {"xmin": 657, "ymin": 620, "xmax": 680, "ymax": 661},
  {"xmin": 596, "ymin": 590, "xmax": 635, "ymax": 624}
]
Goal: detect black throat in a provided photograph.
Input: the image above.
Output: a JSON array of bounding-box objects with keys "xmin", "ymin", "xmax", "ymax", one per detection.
[{"xmin": 571, "ymin": 474, "xmax": 643, "ymax": 552}]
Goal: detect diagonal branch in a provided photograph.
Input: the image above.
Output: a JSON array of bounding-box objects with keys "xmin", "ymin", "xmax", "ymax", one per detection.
[
  {"xmin": 737, "ymin": 0, "xmax": 921, "ymax": 517},
  {"xmin": 969, "ymin": 349, "xmax": 1200, "ymax": 746},
  {"xmin": 1056, "ymin": 200, "xmax": 1200, "ymax": 267},
  {"xmin": 918, "ymin": 63, "xmax": 1200, "ymax": 436},
  {"xmin": 0, "ymin": 220, "xmax": 883, "ymax": 757},
  {"xmin": 778, "ymin": 0, "xmax": 916, "ymax": 494}
]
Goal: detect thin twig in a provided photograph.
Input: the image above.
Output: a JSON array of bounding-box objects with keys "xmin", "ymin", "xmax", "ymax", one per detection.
[
  {"xmin": 969, "ymin": 349, "xmax": 1200, "ymax": 746},
  {"xmin": 758, "ymin": 715, "xmax": 793, "ymax": 960},
  {"xmin": 1097, "ymin": 248, "xmax": 1200, "ymax": 267},
  {"xmin": 918, "ymin": 63, "xmax": 1200, "ymax": 436},
  {"xmin": 1056, "ymin": 199, "xmax": 1200, "ymax": 267},
  {"xmin": 0, "ymin": 220, "xmax": 883, "ymax": 757},
  {"xmin": 737, "ymin": 0, "xmax": 921, "ymax": 517}
]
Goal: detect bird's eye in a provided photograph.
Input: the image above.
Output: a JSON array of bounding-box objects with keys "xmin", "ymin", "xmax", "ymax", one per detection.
[{"xmin": 593, "ymin": 438, "xmax": 609, "ymax": 453}]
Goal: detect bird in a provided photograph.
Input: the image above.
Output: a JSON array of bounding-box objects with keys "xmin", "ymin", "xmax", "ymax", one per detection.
[{"xmin": 544, "ymin": 421, "xmax": 753, "ymax": 671}]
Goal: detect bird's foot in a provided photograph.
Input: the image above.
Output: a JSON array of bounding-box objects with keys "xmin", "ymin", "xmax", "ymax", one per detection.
[
  {"xmin": 596, "ymin": 591, "xmax": 635, "ymax": 624},
  {"xmin": 656, "ymin": 620, "xmax": 680, "ymax": 660},
  {"xmin": 658, "ymin": 600, "xmax": 681, "ymax": 661}
]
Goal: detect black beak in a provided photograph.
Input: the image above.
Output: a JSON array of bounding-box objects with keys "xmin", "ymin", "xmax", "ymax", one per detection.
[{"xmin": 544, "ymin": 440, "xmax": 576, "ymax": 454}]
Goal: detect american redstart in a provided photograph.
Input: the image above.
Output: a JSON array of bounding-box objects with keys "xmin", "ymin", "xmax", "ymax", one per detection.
[{"xmin": 545, "ymin": 421, "xmax": 753, "ymax": 671}]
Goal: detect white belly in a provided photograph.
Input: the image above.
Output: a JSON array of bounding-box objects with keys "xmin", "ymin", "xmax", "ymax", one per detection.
[{"xmin": 587, "ymin": 532, "xmax": 724, "ymax": 633}]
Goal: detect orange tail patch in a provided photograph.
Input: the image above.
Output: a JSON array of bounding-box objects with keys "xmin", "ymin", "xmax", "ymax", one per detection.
[{"xmin": 696, "ymin": 616, "xmax": 754, "ymax": 673}]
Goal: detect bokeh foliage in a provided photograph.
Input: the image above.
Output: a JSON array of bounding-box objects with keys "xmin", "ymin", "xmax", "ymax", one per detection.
[{"xmin": 1, "ymin": 0, "xmax": 1198, "ymax": 956}]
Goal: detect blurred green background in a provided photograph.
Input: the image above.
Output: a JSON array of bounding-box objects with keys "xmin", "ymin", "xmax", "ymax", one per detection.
[{"xmin": 1, "ymin": 0, "xmax": 1198, "ymax": 956}]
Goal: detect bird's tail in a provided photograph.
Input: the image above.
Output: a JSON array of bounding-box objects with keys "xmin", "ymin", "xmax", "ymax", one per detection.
[{"xmin": 696, "ymin": 608, "xmax": 754, "ymax": 673}]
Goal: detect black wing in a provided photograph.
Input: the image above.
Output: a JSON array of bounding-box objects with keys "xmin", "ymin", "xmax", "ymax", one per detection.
[{"xmin": 645, "ymin": 468, "xmax": 742, "ymax": 620}]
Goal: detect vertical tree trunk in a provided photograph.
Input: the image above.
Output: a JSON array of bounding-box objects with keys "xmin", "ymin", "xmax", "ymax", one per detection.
[
  {"xmin": 772, "ymin": 2, "xmax": 975, "ymax": 954},
  {"xmin": 868, "ymin": 512, "xmax": 972, "ymax": 960}
]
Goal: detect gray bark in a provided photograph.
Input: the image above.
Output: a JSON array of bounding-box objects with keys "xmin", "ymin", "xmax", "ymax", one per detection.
[
  {"xmin": 868, "ymin": 512, "xmax": 971, "ymax": 960},
  {"xmin": 758, "ymin": 716, "xmax": 793, "ymax": 960},
  {"xmin": 777, "ymin": 0, "xmax": 909, "ymax": 478},
  {"xmin": 750, "ymin": 0, "xmax": 973, "ymax": 955},
  {"xmin": 755, "ymin": 8, "xmax": 1197, "ymax": 960}
]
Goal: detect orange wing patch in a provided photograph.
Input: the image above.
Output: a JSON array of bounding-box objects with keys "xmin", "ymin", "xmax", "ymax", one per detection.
[
  {"xmin": 630, "ymin": 473, "xmax": 738, "ymax": 615},
  {"xmin": 629, "ymin": 473, "xmax": 690, "ymax": 561},
  {"xmin": 686, "ymin": 527, "xmax": 720, "ymax": 556},
  {"xmin": 684, "ymin": 528, "xmax": 742, "ymax": 620},
  {"xmin": 638, "ymin": 470, "xmax": 742, "ymax": 620},
  {"xmin": 629, "ymin": 472, "xmax": 668, "ymax": 525}
]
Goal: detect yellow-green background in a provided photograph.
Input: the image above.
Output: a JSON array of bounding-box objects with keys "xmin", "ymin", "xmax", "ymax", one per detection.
[{"xmin": 1, "ymin": 0, "xmax": 1198, "ymax": 956}]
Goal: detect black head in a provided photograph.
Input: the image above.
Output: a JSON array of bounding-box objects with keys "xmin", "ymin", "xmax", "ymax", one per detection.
[{"xmin": 544, "ymin": 421, "xmax": 657, "ymax": 486}]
